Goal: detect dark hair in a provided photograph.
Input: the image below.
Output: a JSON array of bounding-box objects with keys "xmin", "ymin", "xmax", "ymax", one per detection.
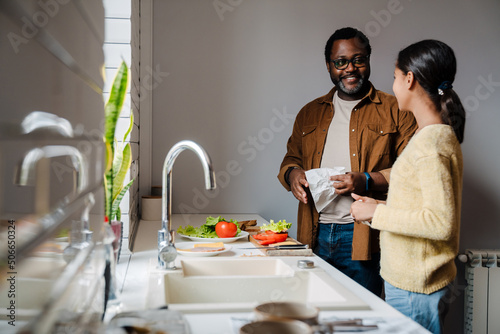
[
  {"xmin": 397, "ymin": 39, "xmax": 465, "ymax": 143},
  {"xmin": 324, "ymin": 27, "xmax": 371, "ymax": 63}
]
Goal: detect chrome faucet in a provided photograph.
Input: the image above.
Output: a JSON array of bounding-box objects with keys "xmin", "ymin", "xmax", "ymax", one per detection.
[
  {"xmin": 62, "ymin": 192, "xmax": 95, "ymax": 263},
  {"xmin": 20, "ymin": 111, "xmax": 74, "ymax": 137},
  {"xmin": 15, "ymin": 145, "xmax": 91, "ymax": 262},
  {"xmin": 15, "ymin": 145, "xmax": 88, "ymax": 194},
  {"xmin": 158, "ymin": 140, "xmax": 216, "ymax": 269},
  {"xmin": 80, "ymin": 192, "xmax": 95, "ymax": 240}
]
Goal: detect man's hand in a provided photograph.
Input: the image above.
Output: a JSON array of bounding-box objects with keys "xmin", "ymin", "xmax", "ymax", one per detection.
[
  {"xmin": 289, "ymin": 168, "xmax": 309, "ymax": 204},
  {"xmin": 331, "ymin": 172, "xmax": 365, "ymax": 195}
]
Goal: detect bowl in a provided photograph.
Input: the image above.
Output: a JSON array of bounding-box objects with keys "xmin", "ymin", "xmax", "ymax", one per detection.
[
  {"xmin": 240, "ymin": 319, "xmax": 312, "ymax": 334},
  {"xmin": 254, "ymin": 301, "xmax": 319, "ymax": 325}
]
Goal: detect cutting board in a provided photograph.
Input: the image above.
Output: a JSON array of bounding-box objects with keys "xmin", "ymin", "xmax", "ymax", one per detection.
[{"xmin": 248, "ymin": 235, "xmax": 313, "ymax": 256}]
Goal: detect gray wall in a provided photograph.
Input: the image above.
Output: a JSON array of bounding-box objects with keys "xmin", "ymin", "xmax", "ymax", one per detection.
[{"xmin": 149, "ymin": 1, "xmax": 500, "ymax": 332}]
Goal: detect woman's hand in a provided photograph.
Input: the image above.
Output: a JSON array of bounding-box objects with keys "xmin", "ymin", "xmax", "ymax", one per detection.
[{"xmin": 350, "ymin": 193, "xmax": 378, "ymax": 223}]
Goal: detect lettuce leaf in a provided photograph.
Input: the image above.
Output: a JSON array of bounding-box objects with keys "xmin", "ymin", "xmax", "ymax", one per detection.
[
  {"xmin": 259, "ymin": 219, "xmax": 292, "ymax": 233},
  {"xmin": 177, "ymin": 215, "xmax": 241, "ymax": 238}
]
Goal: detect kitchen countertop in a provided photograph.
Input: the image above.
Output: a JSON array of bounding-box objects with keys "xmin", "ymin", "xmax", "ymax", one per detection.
[{"xmin": 112, "ymin": 214, "xmax": 430, "ymax": 333}]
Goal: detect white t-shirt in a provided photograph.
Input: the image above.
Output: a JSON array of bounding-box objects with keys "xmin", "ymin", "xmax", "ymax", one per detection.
[{"xmin": 319, "ymin": 91, "xmax": 360, "ymax": 224}]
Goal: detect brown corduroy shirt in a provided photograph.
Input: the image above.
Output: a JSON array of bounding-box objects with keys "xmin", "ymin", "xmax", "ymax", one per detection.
[{"xmin": 278, "ymin": 83, "xmax": 417, "ymax": 260}]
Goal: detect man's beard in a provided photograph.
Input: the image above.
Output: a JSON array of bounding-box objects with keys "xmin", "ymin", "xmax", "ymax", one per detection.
[{"xmin": 334, "ymin": 76, "xmax": 365, "ymax": 95}]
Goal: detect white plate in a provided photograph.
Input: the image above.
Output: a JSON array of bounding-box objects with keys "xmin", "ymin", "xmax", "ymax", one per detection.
[
  {"xmin": 177, "ymin": 231, "xmax": 249, "ymax": 243},
  {"xmin": 175, "ymin": 242, "xmax": 232, "ymax": 257}
]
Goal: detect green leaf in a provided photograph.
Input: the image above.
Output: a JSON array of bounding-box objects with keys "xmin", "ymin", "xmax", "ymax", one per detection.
[
  {"xmin": 111, "ymin": 179, "xmax": 134, "ymax": 221},
  {"xmin": 205, "ymin": 215, "xmax": 222, "ymax": 226},
  {"xmin": 104, "ymin": 141, "xmax": 113, "ymax": 173},
  {"xmin": 104, "ymin": 170, "xmax": 112, "ymax": 220},
  {"xmin": 104, "ymin": 61, "xmax": 134, "ymax": 223},
  {"xmin": 112, "ymin": 143, "xmax": 132, "ymax": 202},
  {"xmin": 260, "ymin": 220, "xmax": 292, "ymax": 233},
  {"xmin": 177, "ymin": 216, "xmax": 241, "ymax": 238},
  {"xmin": 122, "ymin": 112, "xmax": 134, "ymax": 143},
  {"xmin": 112, "ymin": 139, "xmax": 122, "ymax": 179},
  {"xmin": 104, "ymin": 62, "xmax": 128, "ymax": 146},
  {"xmin": 115, "ymin": 206, "xmax": 122, "ymax": 222}
]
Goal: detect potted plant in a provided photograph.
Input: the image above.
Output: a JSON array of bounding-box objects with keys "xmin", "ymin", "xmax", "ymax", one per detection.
[{"xmin": 104, "ymin": 60, "xmax": 134, "ymax": 261}]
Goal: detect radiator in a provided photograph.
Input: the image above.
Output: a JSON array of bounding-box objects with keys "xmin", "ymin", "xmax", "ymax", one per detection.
[{"xmin": 460, "ymin": 249, "xmax": 500, "ymax": 334}]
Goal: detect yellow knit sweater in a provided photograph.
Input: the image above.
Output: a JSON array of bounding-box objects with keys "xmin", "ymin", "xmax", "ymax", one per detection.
[{"xmin": 372, "ymin": 124, "xmax": 463, "ymax": 294}]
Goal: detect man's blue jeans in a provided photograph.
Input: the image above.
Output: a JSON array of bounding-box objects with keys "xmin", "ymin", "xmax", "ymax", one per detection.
[
  {"xmin": 384, "ymin": 281, "xmax": 451, "ymax": 334},
  {"xmin": 314, "ymin": 223, "xmax": 383, "ymax": 296}
]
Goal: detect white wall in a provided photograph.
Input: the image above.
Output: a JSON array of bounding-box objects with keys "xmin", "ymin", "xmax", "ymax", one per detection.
[{"xmin": 146, "ymin": 1, "xmax": 500, "ymax": 332}]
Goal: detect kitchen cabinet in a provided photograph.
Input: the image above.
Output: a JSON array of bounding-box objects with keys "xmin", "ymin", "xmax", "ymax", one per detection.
[{"xmin": 0, "ymin": 1, "xmax": 107, "ymax": 332}]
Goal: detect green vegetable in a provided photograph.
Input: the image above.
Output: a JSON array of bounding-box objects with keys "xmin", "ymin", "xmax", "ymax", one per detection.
[
  {"xmin": 177, "ymin": 216, "xmax": 240, "ymax": 238},
  {"xmin": 260, "ymin": 219, "xmax": 292, "ymax": 233},
  {"xmin": 56, "ymin": 228, "xmax": 69, "ymax": 238}
]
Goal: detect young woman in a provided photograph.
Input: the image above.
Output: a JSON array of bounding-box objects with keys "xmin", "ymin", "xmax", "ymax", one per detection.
[{"xmin": 350, "ymin": 39, "xmax": 465, "ymax": 334}]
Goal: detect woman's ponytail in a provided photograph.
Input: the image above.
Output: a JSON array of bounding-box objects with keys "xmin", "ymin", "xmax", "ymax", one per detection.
[{"xmin": 440, "ymin": 89, "xmax": 465, "ymax": 143}]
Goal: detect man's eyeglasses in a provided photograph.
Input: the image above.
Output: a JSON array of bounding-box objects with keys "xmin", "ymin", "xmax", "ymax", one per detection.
[{"xmin": 330, "ymin": 56, "xmax": 369, "ymax": 70}]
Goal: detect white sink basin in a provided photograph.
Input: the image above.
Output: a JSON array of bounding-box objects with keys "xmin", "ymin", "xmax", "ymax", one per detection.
[
  {"xmin": 181, "ymin": 258, "xmax": 295, "ymax": 277},
  {"xmin": 17, "ymin": 256, "xmax": 66, "ymax": 279},
  {"xmin": 0, "ymin": 257, "xmax": 67, "ymax": 320},
  {"xmin": 0, "ymin": 277, "xmax": 54, "ymax": 320},
  {"xmin": 146, "ymin": 258, "xmax": 369, "ymax": 313},
  {"xmin": 0, "ymin": 256, "xmax": 102, "ymax": 322}
]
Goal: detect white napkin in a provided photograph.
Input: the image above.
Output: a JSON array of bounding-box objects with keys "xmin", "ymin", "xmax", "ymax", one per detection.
[{"xmin": 305, "ymin": 167, "xmax": 345, "ymax": 212}]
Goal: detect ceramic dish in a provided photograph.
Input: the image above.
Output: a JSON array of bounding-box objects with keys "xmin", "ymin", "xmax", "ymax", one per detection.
[
  {"xmin": 175, "ymin": 242, "xmax": 232, "ymax": 257},
  {"xmin": 240, "ymin": 319, "xmax": 312, "ymax": 334},
  {"xmin": 254, "ymin": 301, "xmax": 319, "ymax": 325},
  {"xmin": 177, "ymin": 231, "xmax": 249, "ymax": 243}
]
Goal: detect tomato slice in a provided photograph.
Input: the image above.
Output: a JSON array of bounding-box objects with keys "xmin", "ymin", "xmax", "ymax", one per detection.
[
  {"xmin": 254, "ymin": 231, "xmax": 288, "ymax": 245},
  {"xmin": 253, "ymin": 233, "xmax": 274, "ymax": 240},
  {"xmin": 259, "ymin": 239, "xmax": 276, "ymax": 245},
  {"xmin": 273, "ymin": 232, "xmax": 288, "ymax": 243}
]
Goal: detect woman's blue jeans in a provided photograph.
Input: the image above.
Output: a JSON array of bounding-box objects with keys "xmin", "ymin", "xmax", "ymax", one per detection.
[
  {"xmin": 384, "ymin": 281, "xmax": 452, "ymax": 334},
  {"xmin": 314, "ymin": 223, "xmax": 383, "ymax": 296}
]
